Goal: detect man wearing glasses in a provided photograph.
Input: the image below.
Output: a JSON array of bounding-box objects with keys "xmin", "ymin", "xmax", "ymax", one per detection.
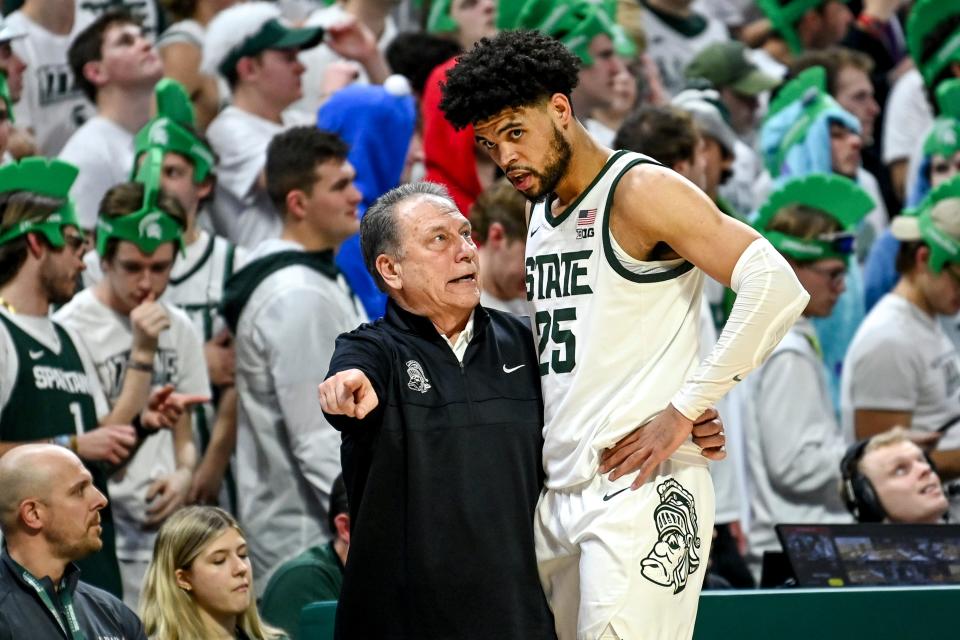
[
  {"xmin": 842, "ymin": 177, "xmax": 960, "ymax": 521},
  {"xmin": 0, "ymin": 157, "xmax": 127, "ymax": 596},
  {"xmin": 741, "ymin": 173, "xmax": 873, "ymax": 578}
]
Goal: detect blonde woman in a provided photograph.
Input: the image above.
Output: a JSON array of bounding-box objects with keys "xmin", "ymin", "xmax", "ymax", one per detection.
[{"xmin": 140, "ymin": 507, "xmax": 285, "ymax": 640}]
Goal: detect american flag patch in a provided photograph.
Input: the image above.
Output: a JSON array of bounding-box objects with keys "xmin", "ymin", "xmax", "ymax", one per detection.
[{"xmin": 577, "ymin": 208, "xmax": 597, "ymax": 227}]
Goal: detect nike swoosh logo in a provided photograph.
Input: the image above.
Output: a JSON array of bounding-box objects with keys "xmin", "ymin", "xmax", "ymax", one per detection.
[
  {"xmin": 602, "ymin": 487, "xmax": 630, "ymax": 502},
  {"xmin": 529, "ymin": 226, "xmax": 540, "ymax": 238},
  {"xmin": 29, "ymin": 350, "xmax": 44, "ymax": 360},
  {"xmin": 503, "ymin": 364, "xmax": 525, "ymax": 373}
]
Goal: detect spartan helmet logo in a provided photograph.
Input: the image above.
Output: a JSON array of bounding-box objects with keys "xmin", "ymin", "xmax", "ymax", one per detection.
[
  {"xmin": 138, "ymin": 212, "xmax": 164, "ymax": 240},
  {"xmin": 406, "ymin": 360, "xmax": 431, "ymax": 394},
  {"xmin": 148, "ymin": 119, "xmax": 169, "ymax": 146},
  {"xmin": 640, "ymin": 478, "xmax": 701, "ymax": 594}
]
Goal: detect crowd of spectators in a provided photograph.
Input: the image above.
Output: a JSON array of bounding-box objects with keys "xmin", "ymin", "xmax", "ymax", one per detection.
[{"xmin": 1, "ymin": 0, "xmax": 959, "ymax": 637}]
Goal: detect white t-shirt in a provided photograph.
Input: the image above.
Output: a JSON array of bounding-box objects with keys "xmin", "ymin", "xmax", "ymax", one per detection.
[
  {"xmin": 287, "ymin": 4, "xmax": 397, "ymax": 121},
  {"xmin": 641, "ymin": 5, "xmax": 730, "ymax": 96},
  {"xmin": 54, "ymin": 288, "xmax": 210, "ymax": 561},
  {"xmin": 59, "ymin": 116, "xmax": 135, "ymax": 230},
  {"xmin": 206, "ymin": 106, "xmax": 287, "ymax": 248},
  {"xmin": 6, "ymin": 8, "xmax": 95, "ymax": 156},
  {"xmin": 882, "ymin": 69, "xmax": 934, "ymax": 165},
  {"xmin": 743, "ymin": 317, "xmax": 852, "ymax": 577},
  {"xmin": 842, "ymin": 294, "xmax": 960, "ymax": 448}
]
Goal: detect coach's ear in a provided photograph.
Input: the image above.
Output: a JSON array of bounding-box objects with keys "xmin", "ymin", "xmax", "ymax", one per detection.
[
  {"xmin": 550, "ymin": 93, "xmax": 573, "ymax": 127},
  {"xmin": 376, "ymin": 253, "xmax": 402, "ymax": 292}
]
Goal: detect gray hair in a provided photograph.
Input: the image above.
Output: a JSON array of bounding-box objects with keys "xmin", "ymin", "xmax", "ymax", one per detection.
[{"xmin": 360, "ymin": 181, "xmax": 455, "ymax": 292}]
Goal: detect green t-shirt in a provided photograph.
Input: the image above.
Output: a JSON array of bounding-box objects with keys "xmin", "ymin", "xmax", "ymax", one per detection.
[{"xmin": 260, "ymin": 541, "xmax": 344, "ymax": 640}]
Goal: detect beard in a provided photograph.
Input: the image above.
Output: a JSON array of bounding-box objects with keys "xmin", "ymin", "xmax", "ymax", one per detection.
[
  {"xmin": 39, "ymin": 257, "xmax": 78, "ymax": 306},
  {"xmin": 522, "ymin": 125, "xmax": 573, "ymax": 202}
]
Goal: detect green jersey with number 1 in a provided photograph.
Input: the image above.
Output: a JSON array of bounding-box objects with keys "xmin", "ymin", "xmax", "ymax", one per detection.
[{"xmin": 0, "ymin": 312, "xmax": 123, "ymax": 597}]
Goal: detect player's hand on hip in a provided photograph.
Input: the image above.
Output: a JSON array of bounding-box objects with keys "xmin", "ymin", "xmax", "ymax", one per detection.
[
  {"xmin": 599, "ymin": 404, "xmax": 694, "ymax": 489},
  {"xmin": 318, "ymin": 369, "xmax": 379, "ymax": 419},
  {"xmin": 692, "ymin": 407, "xmax": 726, "ymax": 460}
]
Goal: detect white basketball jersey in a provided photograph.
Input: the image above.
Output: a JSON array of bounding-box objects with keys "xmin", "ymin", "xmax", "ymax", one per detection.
[{"xmin": 527, "ymin": 151, "xmax": 705, "ymax": 489}]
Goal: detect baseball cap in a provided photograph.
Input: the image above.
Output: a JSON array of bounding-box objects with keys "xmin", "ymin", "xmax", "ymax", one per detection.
[
  {"xmin": 202, "ymin": 2, "xmax": 324, "ymax": 78},
  {"xmin": 685, "ymin": 42, "xmax": 780, "ymax": 96},
  {"xmin": 672, "ymin": 88, "xmax": 738, "ymax": 156}
]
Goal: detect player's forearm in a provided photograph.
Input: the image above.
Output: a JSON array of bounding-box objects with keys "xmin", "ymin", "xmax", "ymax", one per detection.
[
  {"xmin": 672, "ymin": 238, "xmax": 809, "ymax": 420},
  {"xmin": 173, "ymin": 413, "xmax": 198, "ymax": 471},
  {"xmin": 201, "ymin": 389, "xmax": 238, "ymax": 471},
  {"xmin": 100, "ymin": 366, "xmax": 153, "ymax": 425}
]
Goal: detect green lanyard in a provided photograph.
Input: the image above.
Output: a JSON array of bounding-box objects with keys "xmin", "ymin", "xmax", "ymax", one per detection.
[{"xmin": 16, "ymin": 564, "xmax": 86, "ymax": 640}]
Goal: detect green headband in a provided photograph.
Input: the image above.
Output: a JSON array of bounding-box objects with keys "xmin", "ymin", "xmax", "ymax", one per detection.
[
  {"xmin": 96, "ymin": 148, "xmax": 184, "ymax": 256},
  {"xmin": 134, "ymin": 79, "xmax": 214, "ymax": 183},
  {"xmin": 0, "ymin": 74, "xmax": 13, "ymax": 124},
  {"xmin": 0, "ymin": 158, "xmax": 80, "ymax": 248},
  {"xmin": 757, "ymin": 0, "xmax": 841, "ymax": 55},
  {"xmin": 755, "ymin": 174, "xmax": 873, "ymax": 262},
  {"xmin": 763, "ymin": 229, "xmax": 850, "ymax": 261},
  {"xmin": 907, "ymin": 0, "xmax": 960, "ymax": 87}
]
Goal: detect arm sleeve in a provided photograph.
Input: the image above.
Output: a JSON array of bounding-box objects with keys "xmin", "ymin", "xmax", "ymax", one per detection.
[
  {"xmin": 671, "ymin": 237, "xmax": 810, "ymax": 420},
  {"xmin": 755, "ymin": 351, "xmax": 846, "ymax": 497}
]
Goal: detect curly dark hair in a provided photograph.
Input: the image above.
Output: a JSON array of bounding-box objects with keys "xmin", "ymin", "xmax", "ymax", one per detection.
[{"xmin": 439, "ymin": 30, "xmax": 581, "ymax": 130}]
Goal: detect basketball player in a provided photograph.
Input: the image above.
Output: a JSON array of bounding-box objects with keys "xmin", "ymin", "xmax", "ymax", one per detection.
[{"xmin": 440, "ymin": 31, "xmax": 809, "ymax": 639}]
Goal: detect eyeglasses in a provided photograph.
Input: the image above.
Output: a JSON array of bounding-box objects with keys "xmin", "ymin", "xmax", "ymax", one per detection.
[
  {"xmin": 818, "ymin": 231, "xmax": 856, "ymax": 256},
  {"xmin": 803, "ymin": 263, "xmax": 847, "ymax": 286},
  {"xmin": 931, "ymin": 158, "xmax": 960, "ymax": 175},
  {"xmin": 62, "ymin": 231, "xmax": 86, "ymax": 254}
]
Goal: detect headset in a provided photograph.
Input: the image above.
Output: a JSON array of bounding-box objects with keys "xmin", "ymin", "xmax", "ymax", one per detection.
[{"xmin": 840, "ymin": 438, "xmax": 941, "ymax": 523}]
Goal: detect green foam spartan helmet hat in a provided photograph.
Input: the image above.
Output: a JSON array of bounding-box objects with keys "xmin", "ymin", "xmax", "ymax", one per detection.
[
  {"xmin": 896, "ymin": 176, "xmax": 960, "ymax": 274},
  {"xmin": 133, "ymin": 79, "xmax": 215, "ymax": 183},
  {"xmin": 924, "ymin": 79, "xmax": 960, "ymax": 158},
  {"xmin": 907, "ymin": 0, "xmax": 960, "ymax": 88},
  {"xmin": 513, "ymin": 0, "xmax": 636, "ymax": 64},
  {"xmin": 97, "ymin": 147, "xmax": 185, "ymax": 257},
  {"xmin": 754, "ymin": 174, "xmax": 874, "ymax": 262},
  {"xmin": 757, "ymin": 0, "xmax": 848, "ymax": 55},
  {"xmin": 0, "ymin": 157, "xmax": 80, "ymax": 248}
]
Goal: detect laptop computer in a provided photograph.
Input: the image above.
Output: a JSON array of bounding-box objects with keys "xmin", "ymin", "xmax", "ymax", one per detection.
[{"xmin": 775, "ymin": 523, "xmax": 960, "ymax": 587}]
